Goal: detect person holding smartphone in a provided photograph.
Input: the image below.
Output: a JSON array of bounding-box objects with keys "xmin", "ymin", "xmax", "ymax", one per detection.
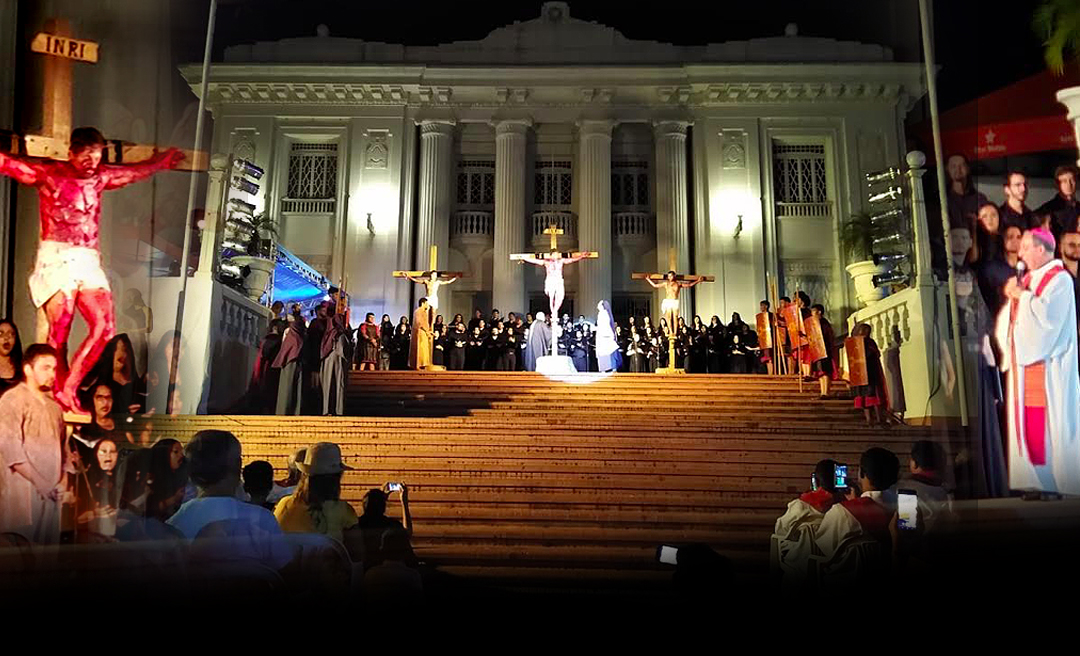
[
  {"xmin": 358, "ymin": 482, "xmax": 414, "ymax": 569},
  {"xmin": 772, "ymin": 459, "xmax": 846, "ymax": 589},
  {"xmin": 814, "ymin": 448, "xmax": 900, "ymax": 567}
]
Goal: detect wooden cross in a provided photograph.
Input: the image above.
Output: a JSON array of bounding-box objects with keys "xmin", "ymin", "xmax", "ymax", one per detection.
[
  {"xmin": 544, "ymin": 224, "xmax": 563, "ymax": 251},
  {"xmin": 0, "ymin": 19, "xmax": 207, "ymax": 170},
  {"xmin": 631, "ymin": 248, "xmax": 714, "ymax": 374},
  {"xmin": 509, "ymin": 225, "xmax": 599, "ymax": 262}
]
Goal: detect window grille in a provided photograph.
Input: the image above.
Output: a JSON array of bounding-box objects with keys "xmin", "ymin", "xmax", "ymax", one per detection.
[
  {"xmin": 456, "ymin": 160, "xmax": 495, "ymax": 207},
  {"xmin": 284, "ymin": 142, "xmax": 338, "ymax": 212},
  {"xmin": 612, "ymin": 161, "xmax": 649, "ymax": 208},
  {"xmin": 535, "ymin": 160, "xmax": 573, "ymax": 207}
]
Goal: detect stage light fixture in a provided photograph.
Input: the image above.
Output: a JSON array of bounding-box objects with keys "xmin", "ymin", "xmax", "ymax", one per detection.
[
  {"xmin": 869, "ymin": 207, "xmax": 905, "ymax": 225},
  {"xmin": 872, "ymin": 270, "xmax": 908, "ymax": 287},
  {"xmin": 868, "ymin": 186, "xmax": 903, "ymax": 205},
  {"xmin": 865, "ymin": 167, "xmax": 901, "ymax": 184},
  {"xmin": 232, "ymin": 158, "xmax": 264, "ymax": 180},
  {"xmin": 229, "ymin": 198, "xmax": 255, "ymax": 215},
  {"xmin": 872, "ymin": 232, "xmax": 905, "ymax": 248},
  {"xmin": 873, "ymin": 252, "xmax": 907, "ymax": 266},
  {"xmin": 231, "ymin": 176, "xmax": 259, "ymax": 195}
]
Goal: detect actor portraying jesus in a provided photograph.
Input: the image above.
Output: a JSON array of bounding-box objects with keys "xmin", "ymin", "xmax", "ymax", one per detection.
[
  {"xmin": 409, "ymin": 297, "xmax": 434, "ymax": 370},
  {"xmin": 646, "ymin": 271, "xmax": 705, "ymax": 336},
  {"xmin": 0, "ymin": 127, "xmax": 184, "ymax": 412},
  {"xmin": 519, "ymin": 251, "xmax": 592, "ymax": 324},
  {"xmin": 405, "ymin": 270, "xmax": 459, "ymax": 312},
  {"xmin": 995, "ymin": 228, "xmax": 1080, "ymax": 496}
]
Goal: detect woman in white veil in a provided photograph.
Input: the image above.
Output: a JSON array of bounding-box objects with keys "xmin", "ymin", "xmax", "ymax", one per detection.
[{"xmin": 595, "ymin": 300, "xmax": 622, "ymax": 373}]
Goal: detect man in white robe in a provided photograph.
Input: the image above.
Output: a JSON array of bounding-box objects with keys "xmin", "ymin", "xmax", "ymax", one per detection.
[{"xmin": 995, "ymin": 228, "xmax": 1080, "ymax": 496}]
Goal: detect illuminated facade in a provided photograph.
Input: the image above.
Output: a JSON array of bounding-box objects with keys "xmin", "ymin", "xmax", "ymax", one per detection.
[{"xmin": 186, "ymin": 3, "xmax": 925, "ymax": 326}]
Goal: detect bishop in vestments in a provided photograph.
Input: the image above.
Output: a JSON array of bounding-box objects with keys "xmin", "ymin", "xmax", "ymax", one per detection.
[{"xmin": 995, "ymin": 228, "xmax": 1080, "ymax": 496}]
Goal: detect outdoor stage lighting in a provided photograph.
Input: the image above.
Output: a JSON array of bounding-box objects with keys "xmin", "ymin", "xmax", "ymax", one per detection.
[
  {"xmin": 865, "ymin": 167, "xmax": 901, "ymax": 185},
  {"xmin": 872, "ymin": 270, "xmax": 908, "ymax": 287},
  {"xmin": 231, "ymin": 176, "xmax": 260, "ymax": 195},
  {"xmin": 233, "ymin": 158, "xmax": 264, "ymax": 180},
  {"xmin": 872, "ymin": 232, "xmax": 905, "ymax": 248},
  {"xmin": 868, "ymin": 186, "xmax": 903, "ymax": 205},
  {"xmin": 229, "ymin": 198, "xmax": 256, "ymax": 215},
  {"xmin": 220, "ymin": 261, "xmax": 245, "ymax": 279},
  {"xmin": 873, "ymin": 252, "xmax": 907, "ymax": 266},
  {"xmin": 869, "ymin": 207, "xmax": 905, "ymax": 225}
]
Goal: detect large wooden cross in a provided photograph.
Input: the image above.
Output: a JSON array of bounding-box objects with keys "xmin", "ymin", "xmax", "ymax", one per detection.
[
  {"xmin": 0, "ymin": 19, "xmax": 206, "ymax": 170},
  {"xmin": 392, "ymin": 245, "xmax": 464, "ymax": 312},
  {"xmin": 510, "ymin": 224, "xmax": 598, "ymax": 357},
  {"xmin": 632, "ymin": 248, "xmax": 714, "ymax": 374}
]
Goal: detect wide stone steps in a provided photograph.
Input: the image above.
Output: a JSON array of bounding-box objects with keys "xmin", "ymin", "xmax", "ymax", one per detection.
[{"xmin": 145, "ymin": 371, "xmax": 952, "ymax": 592}]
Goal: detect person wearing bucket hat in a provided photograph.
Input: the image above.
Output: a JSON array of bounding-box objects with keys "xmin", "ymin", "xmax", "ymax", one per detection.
[{"xmin": 274, "ymin": 443, "xmax": 362, "ymax": 558}]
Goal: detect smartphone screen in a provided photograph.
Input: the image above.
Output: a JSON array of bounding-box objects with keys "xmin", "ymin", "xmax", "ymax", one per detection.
[
  {"xmin": 387, "ymin": 482, "xmax": 402, "ymax": 492},
  {"xmin": 811, "ymin": 472, "xmax": 818, "ymax": 491},
  {"xmin": 898, "ymin": 489, "xmax": 918, "ymax": 530},
  {"xmin": 657, "ymin": 545, "xmax": 678, "ymax": 565},
  {"xmin": 834, "ymin": 464, "xmax": 848, "ymax": 489}
]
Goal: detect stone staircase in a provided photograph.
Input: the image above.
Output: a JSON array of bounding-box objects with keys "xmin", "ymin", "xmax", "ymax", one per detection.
[{"xmin": 147, "ymin": 371, "xmax": 954, "ymax": 593}]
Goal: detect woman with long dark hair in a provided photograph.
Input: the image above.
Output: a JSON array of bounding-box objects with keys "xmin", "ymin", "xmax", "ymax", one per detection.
[
  {"xmin": 379, "ymin": 314, "xmax": 394, "ymax": 370},
  {"xmin": 141, "ymin": 438, "xmax": 190, "ymax": 521},
  {"xmin": 391, "ymin": 319, "xmax": 411, "ymax": 370},
  {"xmin": 0, "ymin": 319, "xmax": 24, "ymax": 396},
  {"xmin": 74, "ymin": 438, "xmax": 121, "ymax": 538},
  {"xmin": 80, "ymin": 333, "xmax": 146, "ymax": 416}
]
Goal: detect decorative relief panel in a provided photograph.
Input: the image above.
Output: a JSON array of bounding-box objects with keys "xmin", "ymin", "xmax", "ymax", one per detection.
[
  {"xmin": 720, "ymin": 130, "xmax": 747, "ymax": 170},
  {"xmin": 364, "ymin": 130, "xmax": 390, "ymax": 170}
]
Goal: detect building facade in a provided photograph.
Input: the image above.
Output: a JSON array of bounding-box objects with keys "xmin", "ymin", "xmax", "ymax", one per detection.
[{"xmin": 185, "ymin": 2, "xmax": 925, "ymax": 326}]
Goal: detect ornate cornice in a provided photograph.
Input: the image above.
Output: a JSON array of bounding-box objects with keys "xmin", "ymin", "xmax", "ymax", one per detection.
[{"xmin": 186, "ymin": 64, "xmax": 925, "ymax": 110}]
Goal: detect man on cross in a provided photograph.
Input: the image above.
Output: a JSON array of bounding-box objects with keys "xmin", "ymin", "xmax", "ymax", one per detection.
[
  {"xmin": 0, "ymin": 127, "xmax": 184, "ymax": 413},
  {"xmin": 646, "ymin": 270, "xmax": 706, "ymax": 334},
  {"xmin": 404, "ymin": 270, "xmax": 459, "ymax": 313},
  {"xmin": 519, "ymin": 249, "xmax": 592, "ymax": 322}
]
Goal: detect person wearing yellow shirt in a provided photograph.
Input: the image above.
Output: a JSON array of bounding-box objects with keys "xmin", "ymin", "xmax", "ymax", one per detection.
[{"xmin": 274, "ymin": 442, "xmax": 363, "ymax": 560}]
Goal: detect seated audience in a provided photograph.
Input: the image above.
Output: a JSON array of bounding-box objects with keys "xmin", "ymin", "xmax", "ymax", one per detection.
[
  {"xmin": 267, "ymin": 447, "xmax": 306, "ymax": 505},
  {"xmin": 358, "ymin": 484, "xmax": 414, "ymax": 568},
  {"xmin": 362, "ymin": 527, "xmax": 424, "ymax": 605},
  {"xmin": 814, "ymin": 447, "xmax": 900, "ymax": 561},
  {"xmin": 166, "ymin": 430, "xmax": 291, "ymax": 570},
  {"xmin": 883, "ymin": 440, "xmax": 953, "ymax": 535},
  {"xmin": 772, "ymin": 459, "xmax": 844, "ymax": 587},
  {"xmin": 274, "ymin": 442, "xmax": 363, "ymax": 560},
  {"xmin": 243, "ymin": 460, "xmax": 275, "ymax": 511}
]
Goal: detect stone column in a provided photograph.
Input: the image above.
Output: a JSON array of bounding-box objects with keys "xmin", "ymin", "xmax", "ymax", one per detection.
[
  {"xmin": 576, "ymin": 120, "xmax": 615, "ymax": 317},
  {"xmin": 195, "ymin": 155, "xmax": 229, "ymax": 279},
  {"xmin": 415, "ymin": 120, "xmax": 455, "ymax": 271},
  {"xmin": 492, "ymin": 119, "xmax": 531, "ymax": 315},
  {"xmin": 654, "ymin": 120, "xmax": 691, "ymax": 319}
]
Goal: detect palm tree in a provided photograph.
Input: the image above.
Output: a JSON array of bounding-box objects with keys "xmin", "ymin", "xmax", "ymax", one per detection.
[{"xmin": 1035, "ymin": 0, "xmax": 1080, "ymax": 75}]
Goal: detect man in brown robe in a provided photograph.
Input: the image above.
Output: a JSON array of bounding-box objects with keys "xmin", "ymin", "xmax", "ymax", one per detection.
[
  {"xmin": 0, "ymin": 344, "xmax": 70, "ymax": 543},
  {"xmin": 409, "ymin": 297, "xmax": 433, "ymax": 370}
]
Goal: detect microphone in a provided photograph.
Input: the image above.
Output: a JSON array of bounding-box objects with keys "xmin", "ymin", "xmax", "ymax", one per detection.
[{"xmin": 1016, "ymin": 260, "xmax": 1027, "ymax": 286}]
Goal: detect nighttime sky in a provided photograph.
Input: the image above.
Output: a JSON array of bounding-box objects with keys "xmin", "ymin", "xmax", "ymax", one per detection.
[{"xmin": 205, "ymin": 0, "xmax": 1052, "ymax": 111}]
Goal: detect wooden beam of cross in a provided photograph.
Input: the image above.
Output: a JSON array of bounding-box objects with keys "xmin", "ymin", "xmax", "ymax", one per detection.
[
  {"xmin": 392, "ymin": 245, "xmax": 465, "ymax": 280},
  {"xmin": 6, "ymin": 19, "xmax": 208, "ymax": 171},
  {"xmin": 544, "ymin": 224, "xmax": 564, "ymax": 251}
]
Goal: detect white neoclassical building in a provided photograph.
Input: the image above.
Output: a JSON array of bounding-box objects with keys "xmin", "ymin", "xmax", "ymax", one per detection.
[{"xmin": 184, "ymin": 2, "xmax": 925, "ymax": 326}]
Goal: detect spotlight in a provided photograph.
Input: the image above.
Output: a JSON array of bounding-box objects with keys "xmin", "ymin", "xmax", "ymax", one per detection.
[
  {"xmin": 232, "ymin": 158, "xmax": 264, "ymax": 180},
  {"xmin": 865, "ymin": 167, "xmax": 901, "ymax": 184},
  {"xmin": 872, "ymin": 232, "xmax": 905, "ymax": 248},
  {"xmin": 872, "ymin": 270, "xmax": 908, "ymax": 287},
  {"xmin": 873, "ymin": 252, "xmax": 907, "ymax": 266},
  {"xmin": 229, "ymin": 198, "xmax": 256, "ymax": 215},
  {"xmin": 868, "ymin": 186, "xmax": 903, "ymax": 205},
  {"xmin": 231, "ymin": 176, "xmax": 259, "ymax": 195},
  {"xmin": 869, "ymin": 207, "xmax": 905, "ymax": 225}
]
